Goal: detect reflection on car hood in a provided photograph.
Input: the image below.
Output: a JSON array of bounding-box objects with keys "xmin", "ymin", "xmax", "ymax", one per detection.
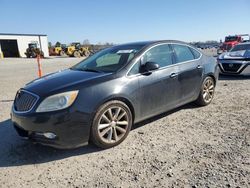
[
  {"xmin": 24, "ymin": 69, "xmax": 111, "ymax": 96},
  {"xmin": 219, "ymin": 50, "xmax": 250, "ymax": 60}
]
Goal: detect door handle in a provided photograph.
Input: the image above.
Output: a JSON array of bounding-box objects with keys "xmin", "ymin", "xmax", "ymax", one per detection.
[
  {"xmin": 170, "ymin": 73, "xmax": 178, "ymax": 78},
  {"xmin": 197, "ymin": 65, "xmax": 202, "ymax": 69}
]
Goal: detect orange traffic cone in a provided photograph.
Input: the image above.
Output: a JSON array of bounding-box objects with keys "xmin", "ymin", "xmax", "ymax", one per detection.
[{"xmin": 37, "ymin": 55, "xmax": 42, "ymax": 77}]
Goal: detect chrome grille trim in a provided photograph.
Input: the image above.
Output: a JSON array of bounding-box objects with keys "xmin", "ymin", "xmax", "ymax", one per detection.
[
  {"xmin": 13, "ymin": 90, "xmax": 39, "ymax": 113},
  {"xmin": 219, "ymin": 63, "xmax": 244, "ymax": 73}
]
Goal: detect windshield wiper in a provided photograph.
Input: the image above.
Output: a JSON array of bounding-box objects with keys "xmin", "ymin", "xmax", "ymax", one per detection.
[{"xmin": 81, "ymin": 68, "xmax": 103, "ymax": 73}]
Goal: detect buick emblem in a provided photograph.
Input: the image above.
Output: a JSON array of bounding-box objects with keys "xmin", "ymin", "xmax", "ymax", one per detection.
[{"xmin": 229, "ymin": 63, "xmax": 234, "ymax": 68}]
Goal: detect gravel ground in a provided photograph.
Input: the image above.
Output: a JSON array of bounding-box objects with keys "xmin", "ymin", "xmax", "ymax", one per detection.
[{"xmin": 0, "ymin": 56, "xmax": 249, "ymax": 188}]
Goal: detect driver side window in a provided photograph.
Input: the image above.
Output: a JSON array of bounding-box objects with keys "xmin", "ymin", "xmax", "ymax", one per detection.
[
  {"xmin": 141, "ymin": 44, "xmax": 173, "ymax": 67},
  {"xmin": 127, "ymin": 44, "xmax": 174, "ymax": 76},
  {"xmin": 128, "ymin": 62, "xmax": 140, "ymax": 76}
]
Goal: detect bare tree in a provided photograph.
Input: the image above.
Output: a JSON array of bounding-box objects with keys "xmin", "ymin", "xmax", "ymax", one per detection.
[{"xmin": 83, "ymin": 39, "xmax": 90, "ymax": 45}]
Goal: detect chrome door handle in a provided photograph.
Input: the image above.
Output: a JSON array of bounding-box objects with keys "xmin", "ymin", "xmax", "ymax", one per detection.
[
  {"xmin": 170, "ymin": 73, "xmax": 178, "ymax": 78},
  {"xmin": 197, "ymin": 65, "xmax": 202, "ymax": 69}
]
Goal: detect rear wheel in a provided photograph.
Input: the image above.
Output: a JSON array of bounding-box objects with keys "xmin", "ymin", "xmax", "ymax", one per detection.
[
  {"xmin": 59, "ymin": 50, "xmax": 66, "ymax": 56},
  {"xmin": 31, "ymin": 52, "xmax": 37, "ymax": 58},
  {"xmin": 83, "ymin": 50, "xmax": 90, "ymax": 57},
  {"xmin": 195, "ymin": 76, "xmax": 215, "ymax": 106},
  {"xmin": 40, "ymin": 51, "xmax": 44, "ymax": 58},
  {"xmin": 91, "ymin": 100, "xmax": 132, "ymax": 149},
  {"xmin": 73, "ymin": 51, "xmax": 81, "ymax": 58}
]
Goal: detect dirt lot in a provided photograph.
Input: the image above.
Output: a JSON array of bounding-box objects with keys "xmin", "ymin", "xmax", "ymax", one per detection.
[{"xmin": 0, "ymin": 56, "xmax": 249, "ymax": 188}]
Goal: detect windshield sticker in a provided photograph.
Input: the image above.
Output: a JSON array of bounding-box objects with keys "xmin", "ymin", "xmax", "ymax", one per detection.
[{"xmin": 117, "ymin": 50, "xmax": 135, "ymax": 54}]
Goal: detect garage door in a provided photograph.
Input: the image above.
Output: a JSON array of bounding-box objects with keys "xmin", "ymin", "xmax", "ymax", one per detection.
[{"xmin": 0, "ymin": 40, "xmax": 19, "ymax": 57}]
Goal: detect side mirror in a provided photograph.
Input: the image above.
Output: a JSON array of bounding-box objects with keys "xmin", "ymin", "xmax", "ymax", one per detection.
[{"xmin": 141, "ymin": 62, "xmax": 159, "ymax": 72}]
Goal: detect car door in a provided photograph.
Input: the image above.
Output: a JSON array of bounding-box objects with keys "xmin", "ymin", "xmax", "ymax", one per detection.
[
  {"xmin": 130, "ymin": 44, "xmax": 181, "ymax": 120},
  {"xmin": 171, "ymin": 44, "xmax": 203, "ymax": 103}
]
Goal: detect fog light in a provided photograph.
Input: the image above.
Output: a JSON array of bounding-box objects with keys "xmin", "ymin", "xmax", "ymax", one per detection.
[{"xmin": 43, "ymin": 132, "xmax": 57, "ymax": 139}]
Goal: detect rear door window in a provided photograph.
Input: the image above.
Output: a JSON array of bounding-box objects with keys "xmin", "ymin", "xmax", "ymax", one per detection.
[{"xmin": 172, "ymin": 44, "xmax": 195, "ymax": 63}]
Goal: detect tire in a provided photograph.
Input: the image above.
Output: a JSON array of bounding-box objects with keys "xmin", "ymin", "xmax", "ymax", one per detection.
[
  {"xmin": 83, "ymin": 50, "xmax": 90, "ymax": 57},
  {"xmin": 31, "ymin": 52, "xmax": 37, "ymax": 58},
  {"xmin": 91, "ymin": 100, "xmax": 133, "ymax": 149},
  {"xmin": 195, "ymin": 76, "xmax": 215, "ymax": 106},
  {"xmin": 40, "ymin": 51, "xmax": 44, "ymax": 58},
  {"xmin": 73, "ymin": 51, "xmax": 81, "ymax": 58},
  {"xmin": 59, "ymin": 50, "xmax": 66, "ymax": 56}
]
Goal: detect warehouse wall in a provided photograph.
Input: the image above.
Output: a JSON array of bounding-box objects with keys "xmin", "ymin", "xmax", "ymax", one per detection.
[{"xmin": 0, "ymin": 35, "xmax": 49, "ymax": 57}]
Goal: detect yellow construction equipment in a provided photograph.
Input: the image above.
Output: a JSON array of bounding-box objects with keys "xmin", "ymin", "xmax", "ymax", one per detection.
[
  {"xmin": 49, "ymin": 44, "xmax": 66, "ymax": 56},
  {"xmin": 25, "ymin": 43, "xmax": 44, "ymax": 58},
  {"xmin": 65, "ymin": 43, "xmax": 90, "ymax": 58}
]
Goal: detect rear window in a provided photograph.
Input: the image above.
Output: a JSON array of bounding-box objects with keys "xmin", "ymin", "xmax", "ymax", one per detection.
[
  {"xmin": 189, "ymin": 47, "xmax": 201, "ymax": 59},
  {"xmin": 172, "ymin": 44, "xmax": 194, "ymax": 63}
]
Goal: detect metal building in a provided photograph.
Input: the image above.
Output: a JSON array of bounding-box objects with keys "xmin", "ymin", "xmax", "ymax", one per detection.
[{"xmin": 0, "ymin": 33, "xmax": 49, "ymax": 57}]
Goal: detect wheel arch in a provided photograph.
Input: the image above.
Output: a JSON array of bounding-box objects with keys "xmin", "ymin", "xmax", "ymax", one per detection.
[
  {"xmin": 205, "ymin": 73, "xmax": 217, "ymax": 86},
  {"xmin": 97, "ymin": 96, "xmax": 135, "ymax": 123}
]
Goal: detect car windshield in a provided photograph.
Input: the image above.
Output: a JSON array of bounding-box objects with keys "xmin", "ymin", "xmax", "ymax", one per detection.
[
  {"xmin": 230, "ymin": 44, "xmax": 250, "ymax": 52},
  {"xmin": 29, "ymin": 43, "xmax": 37, "ymax": 48},
  {"xmin": 225, "ymin": 36, "xmax": 238, "ymax": 42},
  {"xmin": 71, "ymin": 44, "xmax": 145, "ymax": 73}
]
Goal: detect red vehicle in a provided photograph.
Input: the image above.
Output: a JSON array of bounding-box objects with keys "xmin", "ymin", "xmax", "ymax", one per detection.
[{"xmin": 218, "ymin": 34, "xmax": 250, "ymax": 54}]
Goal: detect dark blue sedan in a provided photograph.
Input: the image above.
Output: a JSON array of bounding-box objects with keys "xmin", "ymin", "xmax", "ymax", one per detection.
[{"xmin": 11, "ymin": 40, "xmax": 219, "ymax": 149}]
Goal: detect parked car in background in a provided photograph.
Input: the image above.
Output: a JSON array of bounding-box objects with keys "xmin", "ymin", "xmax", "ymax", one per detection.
[
  {"xmin": 11, "ymin": 40, "xmax": 219, "ymax": 149},
  {"xmin": 218, "ymin": 42, "xmax": 250, "ymax": 76},
  {"xmin": 217, "ymin": 34, "xmax": 250, "ymax": 54},
  {"xmin": 193, "ymin": 42, "xmax": 219, "ymax": 50}
]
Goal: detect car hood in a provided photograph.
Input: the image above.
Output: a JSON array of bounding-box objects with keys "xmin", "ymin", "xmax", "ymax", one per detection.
[
  {"xmin": 24, "ymin": 69, "xmax": 111, "ymax": 96},
  {"xmin": 219, "ymin": 50, "xmax": 250, "ymax": 60}
]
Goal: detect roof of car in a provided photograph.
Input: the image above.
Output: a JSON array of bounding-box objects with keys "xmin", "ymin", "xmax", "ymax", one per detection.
[{"xmin": 115, "ymin": 40, "xmax": 189, "ymax": 48}]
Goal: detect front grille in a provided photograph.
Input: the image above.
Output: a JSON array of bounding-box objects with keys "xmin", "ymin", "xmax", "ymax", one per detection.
[
  {"xmin": 221, "ymin": 63, "xmax": 242, "ymax": 73},
  {"xmin": 14, "ymin": 90, "xmax": 38, "ymax": 112}
]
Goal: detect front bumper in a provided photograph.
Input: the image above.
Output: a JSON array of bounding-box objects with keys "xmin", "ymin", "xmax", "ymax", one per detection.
[
  {"xmin": 11, "ymin": 107, "xmax": 92, "ymax": 149},
  {"xmin": 218, "ymin": 60, "xmax": 250, "ymax": 76}
]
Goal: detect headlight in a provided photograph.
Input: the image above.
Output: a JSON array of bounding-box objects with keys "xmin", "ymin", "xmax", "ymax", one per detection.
[{"xmin": 36, "ymin": 91, "xmax": 79, "ymax": 112}]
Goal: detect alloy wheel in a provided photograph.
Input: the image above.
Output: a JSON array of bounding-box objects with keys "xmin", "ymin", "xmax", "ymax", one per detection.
[
  {"xmin": 97, "ymin": 106, "xmax": 129, "ymax": 144},
  {"xmin": 202, "ymin": 78, "xmax": 214, "ymax": 103}
]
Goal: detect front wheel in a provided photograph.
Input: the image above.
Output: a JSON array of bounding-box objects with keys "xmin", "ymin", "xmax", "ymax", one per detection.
[
  {"xmin": 195, "ymin": 76, "xmax": 215, "ymax": 106},
  {"xmin": 91, "ymin": 100, "xmax": 132, "ymax": 149}
]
